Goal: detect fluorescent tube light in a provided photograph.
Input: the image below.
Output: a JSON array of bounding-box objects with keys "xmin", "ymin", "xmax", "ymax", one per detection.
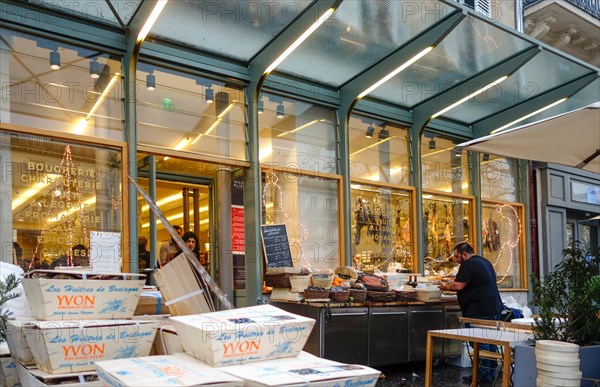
[
  {"xmin": 264, "ymin": 7, "xmax": 335, "ymax": 75},
  {"xmin": 491, "ymin": 98, "xmax": 567, "ymax": 134},
  {"xmin": 431, "ymin": 76, "xmax": 508, "ymax": 119},
  {"xmin": 358, "ymin": 46, "xmax": 433, "ymax": 99},
  {"xmin": 190, "ymin": 103, "xmax": 235, "ymax": 144},
  {"xmin": 137, "ymin": 0, "xmax": 168, "ymax": 43},
  {"xmin": 85, "ymin": 73, "xmax": 121, "ymax": 120}
]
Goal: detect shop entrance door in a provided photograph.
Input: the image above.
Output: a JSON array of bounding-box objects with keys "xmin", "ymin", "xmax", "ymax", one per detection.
[{"xmin": 137, "ymin": 155, "xmax": 213, "ymax": 272}]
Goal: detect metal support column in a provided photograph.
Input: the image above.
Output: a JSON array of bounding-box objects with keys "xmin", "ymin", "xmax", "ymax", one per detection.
[
  {"xmin": 182, "ymin": 188, "xmax": 189, "ymax": 231},
  {"xmin": 217, "ymin": 167, "xmax": 234, "ymax": 304}
]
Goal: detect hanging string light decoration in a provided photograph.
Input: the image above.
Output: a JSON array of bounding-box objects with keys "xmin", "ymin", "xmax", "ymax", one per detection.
[
  {"xmin": 262, "ymin": 169, "xmax": 310, "ymax": 268},
  {"xmin": 489, "ymin": 203, "xmax": 521, "ymax": 284},
  {"xmin": 28, "ymin": 145, "xmax": 91, "ymax": 270}
]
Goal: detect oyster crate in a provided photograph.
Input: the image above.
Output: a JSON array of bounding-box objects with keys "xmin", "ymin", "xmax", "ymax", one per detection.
[
  {"xmin": 349, "ymin": 289, "xmax": 367, "ymax": 303},
  {"xmin": 330, "ymin": 290, "xmax": 350, "ymax": 303},
  {"xmin": 264, "ymin": 273, "xmax": 293, "ymax": 288},
  {"xmin": 395, "ymin": 290, "xmax": 417, "ymax": 302}
]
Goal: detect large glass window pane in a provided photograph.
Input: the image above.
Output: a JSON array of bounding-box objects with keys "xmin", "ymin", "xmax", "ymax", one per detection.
[
  {"xmin": 422, "ymin": 194, "xmax": 472, "ymax": 275},
  {"xmin": 480, "ymin": 155, "xmax": 518, "ymax": 202},
  {"xmin": 2, "ymin": 130, "xmax": 122, "ymax": 270},
  {"xmin": 136, "ymin": 65, "xmax": 246, "ymax": 161},
  {"xmin": 481, "ymin": 202, "xmax": 524, "ymax": 289},
  {"xmin": 1, "ymin": 29, "xmax": 123, "ymax": 140},
  {"xmin": 259, "ymin": 94, "xmax": 337, "ymax": 174},
  {"xmin": 421, "ymin": 132, "xmax": 470, "ymax": 194},
  {"xmin": 351, "ymin": 183, "xmax": 414, "ymax": 273},
  {"xmin": 349, "ymin": 115, "xmax": 410, "ymax": 185},
  {"xmin": 262, "ymin": 169, "xmax": 340, "ymax": 271}
]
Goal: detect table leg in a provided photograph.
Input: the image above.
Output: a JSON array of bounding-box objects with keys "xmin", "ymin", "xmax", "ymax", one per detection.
[
  {"xmin": 472, "ymin": 342, "xmax": 479, "ymax": 386},
  {"xmin": 502, "ymin": 344, "xmax": 511, "ymax": 387},
  {"xmin": 425, "ymin": 333, "xmax": 433, "ymax": 387}
]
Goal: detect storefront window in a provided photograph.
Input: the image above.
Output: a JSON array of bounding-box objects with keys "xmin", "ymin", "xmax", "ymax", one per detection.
[
  {"xmin": 262, "ymin": 169, "xmax": 340, "ymax": 271},
  {"xmin": 0, "ymin": 29, "xmax": 123, "ymax": 140},
  {"xmin": 349, "ymin": 115, "xmax": 410, "ymax": 185},
  {"xmin": 259, "ymin": 93, "xmax": 337, "ymax": 174},
  {"xmin": 421, "ymin": 132, "xmax": 470, "ymax": 194},
  {"xmin": 1, "ymin": 130, "xmax": 123, "ymax": 270},
  {"xmin": 480, "ymin": 155, "xmax": 518, "ymax": 202},
  {"xmin": 481, "ymin": 201, "xmax": 524, "ymax": 289},
  {"xmin": 422, "ymin": 193, "xmax": 473, "ymax": 276},
  {"xmin": 136, "ymin": 64, "xmax": 246, "ymax": 161},
  {"xmin": 351, "ymin": 183, "xmax": 414, "ymax": 273}
]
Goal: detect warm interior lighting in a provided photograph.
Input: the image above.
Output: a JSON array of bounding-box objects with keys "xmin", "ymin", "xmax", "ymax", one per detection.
[
  {"xmin": 89, "ymin": 59, "xmax": 101, "ymax": 79},
  {"xmin": 276, "ymin": 103, "xmax": 285, "ymax": 118},
  {"xmin": 205, "ymin": 87, "xmax": 214, "ymax": 104},
  {"xmin": 365, "ymin": 125, "xmax": 375, "ymax": 138},
  {"xmin": 350, "ymin": 136, "xmax": 395, "ymax": 157},
  {"xmin": 174, "ymin": 137, "xmax": 190, "ymax": 150},
  {"xmin": 276, "ymin": 119, "xmax": 328, "ymax": 138},
  {"xmin": 146, "ymin": 73, "xmax": 156, "ymax": 91},
  {"xmin": 357, "ymin": 46, "xmax": 433, "ymax": 99},
  {"xmin": 137, "ymin": 0, "xmax": 169, "ymax": 43},
  {"xmin": 49, "ymin": 50, "xmax": 60, "ymax": 70},
  {"xmin": 259, "ymin": 146, "xmax": 273, "ymax": 161},
  {"xmin": 85, "ymin": 72, "xmax": 121, "ymax": 121},
  {"xmin": 264, "ymin": 7, "xmax": 336, "ymax": 75},
  {"xmin": 190, "ymin": 103, "xmax": 235, "ymax": 144},
  {"xmin": 431, "ymin": 76, "xmax": 508, "ymax": 119},
  {"xmin": 142, "ymin": 206, "xmax": 209, "ymax": 228},
  {"xmin": 491, "ymin": 98, "xmax": 567, "ymax": 134},
  {"xmin": 12, "ymin": 177, "xmax": 59, "ymax": 211},
  {"xmin": 140, "ymin": 193, "xmax": 181, "ymax": 213},
  {"xmin": 72, "ymin": 118, "xmax": 88, "ymax": 135}
]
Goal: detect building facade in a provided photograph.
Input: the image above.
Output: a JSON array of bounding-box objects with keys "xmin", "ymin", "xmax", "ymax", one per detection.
[{"xmin": 1, "ymin": 0, "xmax": 598, "ymax": 306}]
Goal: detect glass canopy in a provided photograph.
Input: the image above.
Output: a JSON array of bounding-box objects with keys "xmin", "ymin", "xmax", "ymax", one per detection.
[{"xmin": 24, "ymin": 0, "xmax": 599, "ymax": 134}]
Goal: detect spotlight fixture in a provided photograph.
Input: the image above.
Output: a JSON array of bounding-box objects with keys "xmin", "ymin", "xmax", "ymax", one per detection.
[
  {"xmin": 49, "ymin": 50, "xmax": 61, "ymax": 70},
  {"xmin": 258, "ymin": 99, "xmax": 264, "ymax": 114},
  {"xmin": 89, "ymin": 58, "xmax": 101, "ymax": 79},
  {"xmin": 428, "ymin": 138, "xmax": 436, "ymax": 150},
  {"xmin": 365, "ymin": 125, "xmax": 374, "ymax": 138},
  {"xmin": 205, "ymin": 87, "xmax": 214, "ymax": 104},
  {"xmin": 146, "ymin": 72, "xmax": 156, "ymax": 91},
  {"xmin": 378, "ymin": 127, "xmax": 389, "ymax": 140},
  {"xmin": 276, "ymin": 103, "xmax": 284, "ymax": 118},
  {"xmin": 483, "ymin": 153, "xmax": 490, "ymax": 162}
]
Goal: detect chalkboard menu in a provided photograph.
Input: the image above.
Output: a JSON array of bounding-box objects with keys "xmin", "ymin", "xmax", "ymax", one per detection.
[{"xmin": 260, "ymin": 224, "xmax": 293, "ymax": 268}]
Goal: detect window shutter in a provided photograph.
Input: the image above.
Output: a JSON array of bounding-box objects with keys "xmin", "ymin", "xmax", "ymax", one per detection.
[{"xmin": 475, "ymin": 0, "xmax": 493, "ymax": 18}]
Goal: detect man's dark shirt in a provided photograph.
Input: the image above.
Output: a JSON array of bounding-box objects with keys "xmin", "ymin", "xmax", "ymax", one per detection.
[{"xmin": 455, "ymin": 255, "xmax": 503, "ymax": 317}]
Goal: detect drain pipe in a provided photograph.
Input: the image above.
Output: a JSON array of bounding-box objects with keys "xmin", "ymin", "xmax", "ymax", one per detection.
[
  {"xmin": 529, "ymin": 161, "xmax": 539, "ymax": 278},
  {"xmin": 515, "ymin": 0, "xmax": 524, "ymax": 32}
]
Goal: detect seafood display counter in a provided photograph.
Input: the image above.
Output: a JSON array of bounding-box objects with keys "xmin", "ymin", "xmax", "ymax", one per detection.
[{"xmin": 272, "ymin": 301, "xmax": 462, "ymax": 367}]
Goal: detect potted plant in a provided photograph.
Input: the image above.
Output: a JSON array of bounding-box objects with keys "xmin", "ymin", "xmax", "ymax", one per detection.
[
  {"xmin": 513, "ymin": 243, "xmax": 600, "ymax": 386},
  {"xmin": 0, "ymin": 273, "xmax": 22, "ymax": 343}
]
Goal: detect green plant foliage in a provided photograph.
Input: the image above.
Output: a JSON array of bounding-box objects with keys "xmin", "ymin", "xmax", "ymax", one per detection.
[
  {"xmin": 531, "ymin": 243, "xmax": 600, "ymax": 346},
  {"xmin": 0, "ymin": 273, "xmax": 22, "ymax": 343}
]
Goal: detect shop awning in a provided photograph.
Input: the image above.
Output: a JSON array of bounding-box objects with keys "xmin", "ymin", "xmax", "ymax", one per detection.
[
  {"xmin": 12, "ymin": 0, "xmax": 600, "ymax": 137},
  {"xmin": 459, "ymin": 102, "xmax": 600, "ymax": 173}
]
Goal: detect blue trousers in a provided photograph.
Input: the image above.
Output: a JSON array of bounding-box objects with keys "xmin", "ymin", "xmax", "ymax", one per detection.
[{"xmin": 465, "ymin": 314, "xmax": 501, "ymax": 382}]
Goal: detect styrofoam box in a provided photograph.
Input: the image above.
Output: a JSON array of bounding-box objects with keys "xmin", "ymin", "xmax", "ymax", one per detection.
[
  {"xmin": 218, "ymin": 351, "xmax": 381, "ymax": 387},
  {"xmin": 4, "ymin": 318, "xmax": 35, "ymax": 365},
  {"xmin": 16, "ymin": 363, "xmax": 100, "ymax": 387},
  {"xmin": 22, "ymin": 272, "xmax": 145, "ymax": 320},
  {"xmin": 0, "ymin": 343, "xmax": 19, "ymax": 387},
  {"xmin": 24, "ymin": 319, "xmax": 158, "ymax": 374},
  {"xmin": 169, "ymin": 304, "xmax": 315, "ymax": 367},
  {"xmin": 95, "ymin": 354, "xmax": 244, "ymax": 386}
]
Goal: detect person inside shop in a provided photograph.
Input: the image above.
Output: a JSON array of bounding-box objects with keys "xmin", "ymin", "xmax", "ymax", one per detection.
[
  {"xmin": 51, "ymin": 244, "xmax": 89, "ymax": 268},
  {"xmin": 159, "ymin": 225, "xmax": 182, "ymax": 266},
  {"xmin": 438, "ymin": 242, "xmax": 504, "ymax": 384},
  {"xmin": 181, "ymin": 231, "xmax": 200, "ymax": 259},
  {"xmin": 13, "ymin": 242, "xmax": 23, "ymax": 268},
  {"xmin": 138, "ymin": 236, "xmax": 151, "ymax": 270}
]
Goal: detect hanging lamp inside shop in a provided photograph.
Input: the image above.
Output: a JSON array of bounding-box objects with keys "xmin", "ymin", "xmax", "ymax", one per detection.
[
  {"xmin": 276, "ymin": 103, "xmax": 284, "ymax": 118},
  {"xmin": 89, "ymin": 58, "xmax": 101, "ymax": 79},
  {"xmin": 146, "ymin": 72, "xmax": 156, "ymax": 90},
  {"xmin": 49, "ymin": 50, "xmax": 60, "ymax": 70}
]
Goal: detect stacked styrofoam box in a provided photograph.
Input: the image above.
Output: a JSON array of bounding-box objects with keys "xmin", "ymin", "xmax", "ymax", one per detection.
[
  {"xmin": 535, "ymin": 340, "xmax": 581, "ymax": 387},
  {"xmin": 95, "ymin": 304, "xmax": 381, "ymax": 386},
  {"xmin": 7, "ymin": 269, "xmax": 157, "ymax": 385}
]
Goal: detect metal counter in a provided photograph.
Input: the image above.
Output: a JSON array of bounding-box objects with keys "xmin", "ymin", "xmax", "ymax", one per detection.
[{"xmin": 273, "ymin": 301, "xmax": 460, "ymax": 367}]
